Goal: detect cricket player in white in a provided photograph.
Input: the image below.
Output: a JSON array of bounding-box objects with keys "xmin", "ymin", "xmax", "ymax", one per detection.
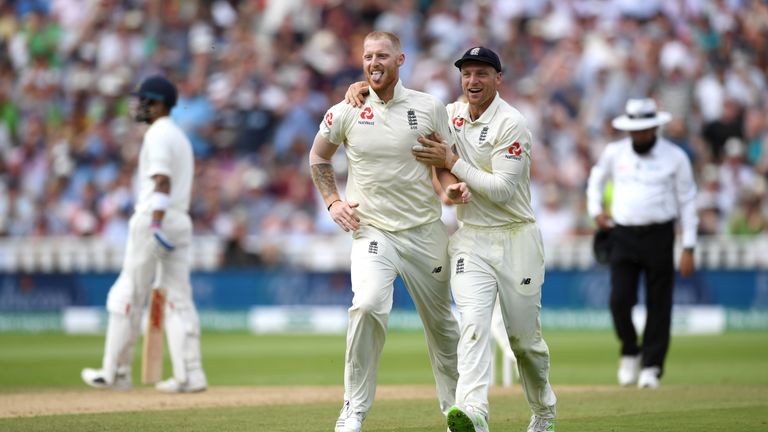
[
  {"xmin": 309, "ymin": 32, "xmax": 469, "ymax": 432},
  {"xmin": 81, "ymin": 75, "xmax": 207, "ymax": 393},
  {"xmin": 414, "ymin": 47, "xmax": 557, "ymax": 432}
]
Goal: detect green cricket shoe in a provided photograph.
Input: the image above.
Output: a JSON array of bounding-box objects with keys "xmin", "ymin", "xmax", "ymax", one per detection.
[{"xmin": 447, "ymin": 405, "xmax": 489, "ymax": 432}]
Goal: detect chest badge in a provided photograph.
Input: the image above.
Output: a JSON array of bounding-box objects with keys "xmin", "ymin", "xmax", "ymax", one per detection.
[
  {"xmin": 479, "ymin": 126, "xmax": 489, "ymax": 144},
  {"xmin": 407, "ymin": 109, "xmax": 418, "ymax": 130}
]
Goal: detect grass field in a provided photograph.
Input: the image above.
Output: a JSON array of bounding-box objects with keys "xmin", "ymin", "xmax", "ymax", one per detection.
[{"xmin": 0, "ymin": 330, "xmax": 767, "ymax": 431}]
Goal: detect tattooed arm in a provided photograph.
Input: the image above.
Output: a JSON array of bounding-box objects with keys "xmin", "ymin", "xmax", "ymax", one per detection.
[{"xmin": 309, "ymin": 132, "xmax": 360, "ymax": 232}]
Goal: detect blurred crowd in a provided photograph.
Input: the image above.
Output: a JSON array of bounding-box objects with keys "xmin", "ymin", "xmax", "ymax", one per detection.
[{"xmin": 1, "ymin": 0, "xmax": 768, "ymax": 267}]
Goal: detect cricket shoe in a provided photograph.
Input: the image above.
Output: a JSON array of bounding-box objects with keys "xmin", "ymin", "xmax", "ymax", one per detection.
[
  {"xmin": 81, "ymin": 368, "xmax": 132, "ymax": 391},
  {"xmin": 527, "ymin": 415, "xmax": 555, "ymax": 432},
  {"xmin": 155, "ymin": 369, "xmax": 207, "ymax": 393},
  {"xmin": 637, "ymin": 366, "xmax": 661, "ymax": 389},
  {"xmin": 447, "ymin": 405, "xmax": 489, "ymax": 432},
  {"xmin": 335, "ymin": 400, "xmax": 366, "ymax": 432},
  {"xmin": 617, "ymin": 355, "xmax": 640, "ymax": 386}
]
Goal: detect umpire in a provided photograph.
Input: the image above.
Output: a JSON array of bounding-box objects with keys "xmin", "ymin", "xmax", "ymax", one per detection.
[{"xmin": 586, "ymin": 98, "xmax": 698, "ymax": 389}]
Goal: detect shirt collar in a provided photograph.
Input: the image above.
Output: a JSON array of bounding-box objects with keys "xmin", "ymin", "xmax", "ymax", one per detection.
[
  {"xmin": 369, "ymin": 80, "xmax": 406, "ymax": 104},
  {"xmin": 459, "ymin": 92, "xmax": 502, "ymax": 124}
]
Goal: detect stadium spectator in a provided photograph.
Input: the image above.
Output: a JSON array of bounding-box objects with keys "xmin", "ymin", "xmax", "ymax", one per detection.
[{"xmin": 0, "ymin": 0, "xmax": 766, "ymax": 264}]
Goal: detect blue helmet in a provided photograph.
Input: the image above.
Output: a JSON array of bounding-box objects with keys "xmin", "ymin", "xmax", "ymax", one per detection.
[{"xmin": 131, "ymin": 75, "xmax": 177, "ymax": 108}]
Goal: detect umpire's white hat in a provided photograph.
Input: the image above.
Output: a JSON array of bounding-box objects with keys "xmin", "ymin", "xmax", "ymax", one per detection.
[{"xmin": 612, "ymin": 98, "xmax": 672, "ymax": 131}]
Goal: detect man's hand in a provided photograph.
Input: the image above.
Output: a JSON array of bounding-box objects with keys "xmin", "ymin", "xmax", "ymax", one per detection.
[
  {"xmin": 412, "ymin": 132, "xmax": 458, "ymax": 169},
  {"xmin": 328, "ymin": 200, "xmax": 361, "ymax": 232},
  {"xmin": 679, "ymin": 248, "xmax": 695, "ymax": 277},
  {"xmin": 446, "ymin": 182, "xmax": 471, "ymax": 204},
  {"xmin": 594, "ymin": 213, "xmax": 613, "ymax": 230},
  {"xmin": 344, "ymin": 81, "xmax": 369, "ymax": 107},
  {"xmin": 151, "ymin": 224, "xmax": 175, "ymax": 258}
]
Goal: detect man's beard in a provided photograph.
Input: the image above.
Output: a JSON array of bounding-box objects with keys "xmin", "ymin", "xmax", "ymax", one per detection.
[
  {"xmin": 134, "ymin": 100, "xmax": 152, "ymax": 124},
  {"xmin": 632, "ymin": 138, "xmax": 656, "ymax": 155}
]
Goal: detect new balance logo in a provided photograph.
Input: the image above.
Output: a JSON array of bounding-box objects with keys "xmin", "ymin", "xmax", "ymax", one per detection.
[
  {"xmin": 520, "ymin": 278, "xmax": 531, "ymax": 285},
  {"xmin": 368, "ymin": 241, "xmax": 378, "ymax": 254},
  {"xmin": 456, "ymin": 258, "xmax": 465, "ymax": 274},
  {"xmin": 432, "ymin": 266, "xmax": 442, "ymax": 274}
]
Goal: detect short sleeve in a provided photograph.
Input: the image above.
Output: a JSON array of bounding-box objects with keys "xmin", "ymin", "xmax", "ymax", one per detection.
[
  {"xmin": 318, "ymin": 102, "xmax": 353, "ymax": 146},
  {"xmin": 432, "ymin": 98, "xmax": 453, "ymax": 145},
  {"xmin": 144, "ymin": 125, "xmax": 173, "ymax": 178}
]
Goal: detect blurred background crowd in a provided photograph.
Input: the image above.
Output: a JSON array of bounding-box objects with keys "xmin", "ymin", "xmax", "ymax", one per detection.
[{"xmin": 1, "ymin": 0, "xmax": 767, "ymax": 268}]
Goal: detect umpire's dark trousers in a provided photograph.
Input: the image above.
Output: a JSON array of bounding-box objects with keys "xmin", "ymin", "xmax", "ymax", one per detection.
[{"xmin": 609, "ymin": 220, "xmax": 675, "ymax": 376}]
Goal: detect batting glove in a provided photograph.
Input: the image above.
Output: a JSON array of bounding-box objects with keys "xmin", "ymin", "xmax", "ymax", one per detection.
[{"xmin": 151, "ymin": 221, "xmax": 175, "ymax": 257}]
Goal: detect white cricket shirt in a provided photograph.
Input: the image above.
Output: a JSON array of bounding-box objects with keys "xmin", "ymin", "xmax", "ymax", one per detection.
[
  {"xmin": 586, "ymin": 136, "xmax": 698, "ymax": 248},
  {"xmin": 135, "ymin": 116, "xmax": 194, "ymax": 214},
  {"xmin": 319, "ymin": 80, "xmax": 452, "ymax": 231},
  {"xmin": 446, "ymin": 93, "xmax": 536, "ymax": 227}
]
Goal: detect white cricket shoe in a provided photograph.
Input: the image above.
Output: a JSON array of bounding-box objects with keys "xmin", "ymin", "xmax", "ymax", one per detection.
[
  {"xmin": 527, "ymin": 415, "xmax": 555, "ymax": 432},
  {"xmin": 447, "ymin": 405, "xmax": 489, "ymax": 432},
  {"xmin": 155, "ymin": 369, "xmax": 207, "ymax": 393},
  {"xmin": 637, "ymin": 367, "xmax": 661, "ymax": 389},
  {"xmin": 335, "ymin": 400, "xmax": 365, "ymax": 432},
  {"xmin": 81, "ymin": 368, "xmax": 132, "ymax": 391},
  {"xmin": 617, "ymin": 355, "xmax": 640, "ymax": 386}
]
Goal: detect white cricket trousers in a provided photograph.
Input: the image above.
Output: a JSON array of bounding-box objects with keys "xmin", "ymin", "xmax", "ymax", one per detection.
[
  {"xmin": 450, "ymin": 223, "xmax": 557, "ymax": 420},
  {"xmin": 102, "ymin": 210, "xmax": 205, "ymax": 384},
  {"xmin": 345, "ymin": 220, "xmax": 460, "ymax": 415}
]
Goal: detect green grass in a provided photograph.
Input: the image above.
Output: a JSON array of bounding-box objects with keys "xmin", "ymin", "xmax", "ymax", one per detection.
[{"xmin": 1, "ymin": 330, "xmax": 767, "ymax": 431}]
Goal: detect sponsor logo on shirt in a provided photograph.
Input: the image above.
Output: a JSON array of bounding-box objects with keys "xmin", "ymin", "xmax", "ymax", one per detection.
[
  {"xmin": 324, "ymin": 112, "xmax": 333, "ymax": 127},
  {"xmin": 358, "ymin": 107, "xmax": 375, "ymax": 125},
  {"xmin": 505, "ymin": 142, "xmax": 522, "ymax": 160},
  {"xmin": 452, "ymin": 116, "xmax": 464, "ymax": 131},
  {"xmin": 407, "ymin": 109, "xmax": 418, "ymax": 130},
  {"xmin": 431, "ymin": 266, "xmax": 442, "ymax": 274}
]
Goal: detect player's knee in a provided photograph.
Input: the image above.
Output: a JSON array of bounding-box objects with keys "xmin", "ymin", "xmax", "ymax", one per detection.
[
  {"xmin": 349, "ymin": 297, "xmax": 386, "ymax": 318},
  {"xmin": 106, "ymin": 293, "xmax": 136, "ymax": 316},
  {"xmin": 609, "ymin": 294, "xmax": 634, "ymax": 311},
  {"xmin": 510, "ymin": 337, "xmax": 549, "ymax": 361}
]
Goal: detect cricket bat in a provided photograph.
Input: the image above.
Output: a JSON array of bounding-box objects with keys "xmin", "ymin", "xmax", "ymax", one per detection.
[{"xmin": 142, "ymin": 288, "xmax": 166, "ymax": 384}]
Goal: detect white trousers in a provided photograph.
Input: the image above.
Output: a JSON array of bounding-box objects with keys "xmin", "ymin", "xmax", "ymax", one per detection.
[
  {"xmin": 345, "ymin": 221, "xmax": 460, "ymax": 415},
  {"xmin": 102, "ymin": 210, "xmax": 204, "ymax": 384},
  {"xmin": 450, "ymin": 223, "xmax": 556, "ymax": 419}
]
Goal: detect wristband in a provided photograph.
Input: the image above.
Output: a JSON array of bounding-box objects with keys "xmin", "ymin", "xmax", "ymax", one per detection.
[
  {"xmin": 327, "ymin": 199, "xmax": 342, "ymax": 211},
  {"xmin": 151, "ymin": 219, "xmax": 162, "ymax": 229},
  {"xmin": 150, "ymin": 191, "xmax": 170, "ymax": 212}
]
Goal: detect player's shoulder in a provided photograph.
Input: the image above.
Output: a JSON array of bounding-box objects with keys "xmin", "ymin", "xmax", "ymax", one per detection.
[
  {"xmin": 496, "ymin": 97, "xmax": 526, "ymax": 122},
  {"xmin": 445, "ymin": 100, "xmax": 467, "ymax": 118},
  {"xmin": 326, "ymin": 100, "xmax": 359, "ymax": 116},
  {"xmin": 402, "ymin": 87, "xmax": 443, "ymax": 109},
  {"xmin": 146, "ymin": 117, "xmax": 178, "ymax": 138}
]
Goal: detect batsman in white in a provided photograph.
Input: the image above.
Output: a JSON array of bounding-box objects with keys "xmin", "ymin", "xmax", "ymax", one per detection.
[
  {"xmin": 413, "ymin": 47, "xmax": 557, "ymax": 432},
  {"xmin": 309, "ymin": 32, "xmax": 470, "ymax": 432},
  {"xmin": 81, "ymin": 75, "xmax": 207, "ymax": 393}
]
